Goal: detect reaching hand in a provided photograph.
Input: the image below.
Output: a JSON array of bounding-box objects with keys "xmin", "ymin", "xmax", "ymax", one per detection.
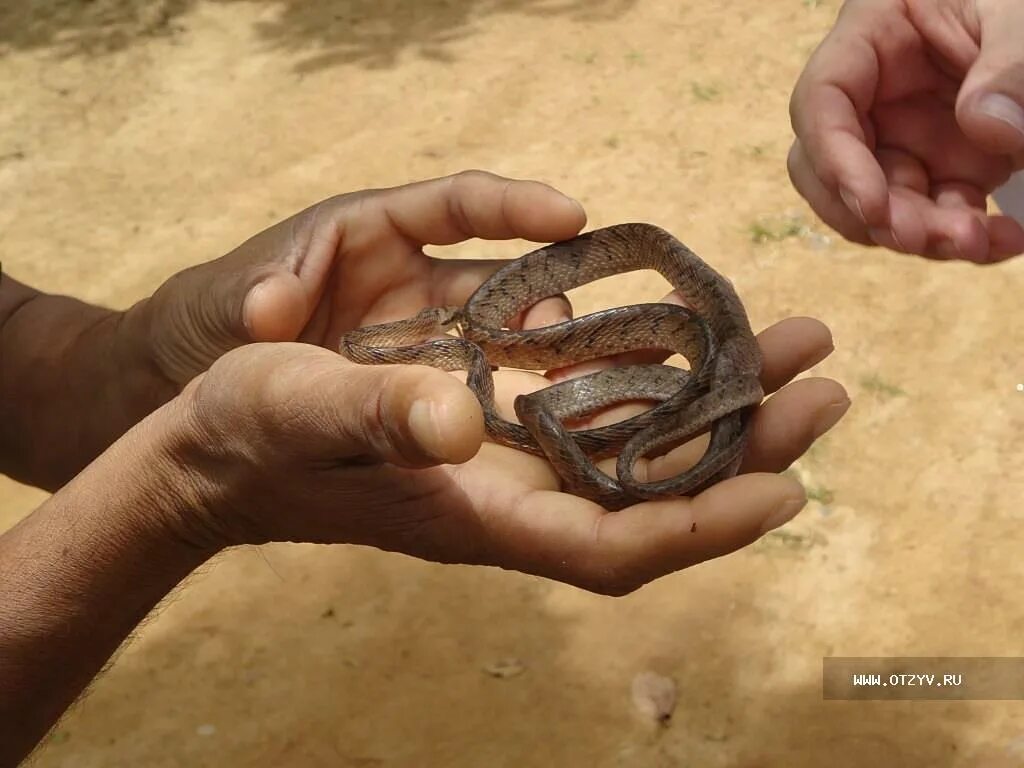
[{"xmin": 788, "ymin": 0, "xmax": 1024, "ymax": 262}]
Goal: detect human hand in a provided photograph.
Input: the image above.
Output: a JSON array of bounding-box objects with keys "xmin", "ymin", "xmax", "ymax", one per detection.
[
  {"xmin": 166, "ymin": 314, "xmax": 847, "ymax": 595},
  {"xmin": 143, "ymin": 171, "xmax": 588, "ymax": 386},
  {"xmin": 1, "ymin": 171, "xmax": 591, "ymax": 490},
  {"xmin": 788, "ymin": 0, "xmax": 1024, "ymax": 262}
]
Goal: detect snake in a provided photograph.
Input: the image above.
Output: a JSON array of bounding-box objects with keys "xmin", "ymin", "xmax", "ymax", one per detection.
[{"xmin": 338, "ymin": 223, "xmax": 764, "ymax": 511}]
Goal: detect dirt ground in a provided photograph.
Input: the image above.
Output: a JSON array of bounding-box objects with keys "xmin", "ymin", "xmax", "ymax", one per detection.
[{"xmin": 2, "ymin": 0, "xmax": 1023, "ymax": 765}]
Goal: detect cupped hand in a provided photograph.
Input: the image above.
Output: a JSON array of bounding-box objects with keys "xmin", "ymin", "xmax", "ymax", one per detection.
[
  {"xmin": 145, "ymin": 171, "xmax": 586, "ymax": 385},
  {"xmin": 168, "ymin": 313, "xmax": 846, "ymax": 596},
  {"xmin": 788, "ymin": 0, "xmax": 1024, "ymax": 262}
]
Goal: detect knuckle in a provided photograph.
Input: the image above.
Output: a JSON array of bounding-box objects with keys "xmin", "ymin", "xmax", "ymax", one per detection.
[
  {"xmin": 352, "ymin": 366, "xmax": 424, "ymax": 461},
  {"xmin": 452, "ymin": 168, "xmax": 494, "ymax": 185},
  {"xmin": 355, "ymin": 384, "xmax": 396, "ymax": 457}
]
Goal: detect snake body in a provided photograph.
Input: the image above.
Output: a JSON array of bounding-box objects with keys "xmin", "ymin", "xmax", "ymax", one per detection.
[{"xmin": 339, "ymin": 223, "xmax": 763, "ymax": 511}]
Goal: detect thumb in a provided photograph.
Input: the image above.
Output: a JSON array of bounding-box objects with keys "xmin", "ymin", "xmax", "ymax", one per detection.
[
  {"xmin": 351, "ymin": 367, "xmax": 486, "ymax": 467},
  {"xmin": 193, "ymin": 345, "xmax": 485, "ymax": 468},
  {"xmin": 241, "ymin": 271, "xmax": 309, "ymax": 342},
  {"xmin": 323, "ymin": 361, "xmax": 486, "ymax": 468},
  {"xmin": 956, "ymin": 0, "xmax": 1024, "ymax": 155},
  {"xmin": 148, "ymin": 264, "xmax": 309, "ymax": 385}
]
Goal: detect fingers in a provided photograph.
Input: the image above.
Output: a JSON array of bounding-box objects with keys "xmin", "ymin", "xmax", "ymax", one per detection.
[
  {"xmin": 145, "ymin": 254, "xmax": 289, "ymax": 385},
  {"xmin": 882, "ymin": 182, "xmax": 1024, "ymax": 262},
  {"xmin": 465, "ymin": 314, "xmax": 845, "ymax": 595},
  {"xmin": 635, "ymin": 318, "xmax": 844, "ymax": 480},
  {"xmin": 486, "ymin": 309, "xmax": 843, "ymax": 506},
  {"xmin": 739, "ymin": 377, "xmax": 850, "ymax": 473},
  {"xmin": 790, "ymin": 139, "xmax": 1024, "ymax": 262},
  {"xmin": 632, "ymin": 374, "xmax": 847, "ymax": 484},
  {"xmin": 784, "ymin": 0, "xmax": 1024, "ymax": 259},
  {"xmin": 368, "ymin": 170, "xmax": 588, "ymax": 247},
  {"xmin": 486, "ymin": 473, "xmax": 807, "ymax": 595},
  {"xmin": 546, "ymin": 299, "xmax": 836, "ymax": 389},
  {"xmin": 513, "ymin": 294, "xmax": 573, "ymax": 330},
  {"xmin": 590, "ymin": 474, "xmax": 807, "ymax": 589},
  {"xmin": 529, "ymin": 315, "xmax": 836, "ymax": 442},
  {"xmin": 428, "ymin": 264, "xmax": 573, "ymax": 336},
  {"xmin": 787, "ymin": 140, "xmax": 876, "ymax": 246},
  {"xmin": 865, "ymin": 100, "xmax": 1022, "ymax": 258},
  {"xmin": 755, "ymin": 316, "xmax": 834, "ymax": 394},
  {"xmin": 428, "ymin": 258, "xmax": 518, "ymax": 307},
  {"xmin": 985, "ymin": 213, "xmax": 1024, "ymax": 259},
  {"xmin": 429, "ymin": 257, "xmax": 574, "ymax": 323},
  {"xmin": 955, "ymin": 0, "xmax": 1024, "ymax": 155},
  {"xmin": 789, "ymin": 10, "xmax": 890, "ymax": 229}
]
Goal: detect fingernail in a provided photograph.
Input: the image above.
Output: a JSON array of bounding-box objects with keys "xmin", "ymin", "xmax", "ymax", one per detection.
[
  {"xmin": 868, "ymin": 227, "xmax": 906, "ymax": 252},
  {"xmin": 813, "ymin": 398, "xmax": 851, "ymax": 439},
  {"xmin": 242, "ymin": 280, "xmax": 270, "ymax": 337},
  {"xmin": 760, "ymin": 497, "xmax": 807, "ymax": 535},
  {"xmin": 408, "ymin": 399, "xmax": 443, "ymax": 460},
  {"xmin": 935, "ymin": 240, "xmax": 962, "ymax": 260},
  {"xmin": 839, "ymin": 187, "xmax": 865, "ymax": 224},
  {"xmin": 568, "ymin": 196, "xmax": 587, "ymax": 217},
  {"xmin": 868, "ymin": 227, "xmax": 890, "ymax": 247},
  {"xmin": 890, "ymin": 228, "xmax": 907, "ymax": 252},
  {"xmin": 977, "ymin": 94, "xmax": 1024, "ymax": 138}
]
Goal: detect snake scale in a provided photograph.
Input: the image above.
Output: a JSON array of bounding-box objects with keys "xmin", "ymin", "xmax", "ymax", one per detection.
[{"xmin": 338, "ymin": 223, "xmax": 764, "ymax": 511}]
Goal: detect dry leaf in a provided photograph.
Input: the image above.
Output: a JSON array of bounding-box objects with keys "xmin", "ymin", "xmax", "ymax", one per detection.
[
  {"xmin": 631, "ymin": 671, "xmax": 677, "ymax": 725},
  {"xmin": 483, "ymin": 658, "xmax": 526, "ymax": 679}
]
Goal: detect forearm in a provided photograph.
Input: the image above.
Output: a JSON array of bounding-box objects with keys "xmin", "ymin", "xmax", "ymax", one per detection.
[
  {"xmin": 0, "ymin": 272, "xmax": 176, "ymax": 490},
  {"xmin": 0, "ymin": 402, "xmax": 214, "ymax": 765}
]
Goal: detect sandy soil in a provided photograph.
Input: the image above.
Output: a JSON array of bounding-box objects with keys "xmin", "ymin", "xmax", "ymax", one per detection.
[{"xmin": 2, "ymin": 0, "xmax": 1023, "ymax": 765}]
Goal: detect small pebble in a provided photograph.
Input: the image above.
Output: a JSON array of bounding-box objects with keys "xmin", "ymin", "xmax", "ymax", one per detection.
[{"xmin": 483, "ymin": 658, "xmax": 526, "ymax": 679}]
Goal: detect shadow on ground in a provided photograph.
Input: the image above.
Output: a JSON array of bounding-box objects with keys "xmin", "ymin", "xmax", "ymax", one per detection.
[
  {"xmin": 34, "ymin": 544, "xmax": 971, "ymax": 766},
  {"xmin": 0, "ymin": 0, "xmax": 637, "ymax": 70}
]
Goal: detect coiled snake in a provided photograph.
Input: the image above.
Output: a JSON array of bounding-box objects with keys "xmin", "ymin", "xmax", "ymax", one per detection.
[{"xmin": 338, "ymin": 223, "xmax": 763, "ymax": 511}]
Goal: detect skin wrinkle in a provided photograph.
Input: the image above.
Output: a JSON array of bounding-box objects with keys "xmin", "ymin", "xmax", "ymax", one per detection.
[
  {"xmin": 291, "ymin": 197, "xmax": 327, "ymax": 278},
  {"xmin": 354, "ymin": 367, "xmax": 430, "ymax": 467},
  {"xmin": 0, "ymin": 289, "xmax": 39, "ymax": 334},
  {"xmin": 446, "ymin": 173, "xmax": 479, "ymax": 241},
  {"xmin": 588, "ymin": 500, "xmax": 674, "ymax": 594},
  {"xmin": 123, "ymin": 300, "xmax": 179, "ymax": 401},
  {"xmin": 847, "ymin": 36, "xmax": 882, "ymax": 111},
  {"xmin": 378, "ymin": 194, "xmax": 419, "ymax": 251},
  {"xmin": 497, "ymin": 178, "xmax": 515, "ymax": 240}
]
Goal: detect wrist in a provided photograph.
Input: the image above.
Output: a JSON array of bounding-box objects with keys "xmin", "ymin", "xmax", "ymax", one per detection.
[
  {"xmin": 121, "ymin": 393, "xmax": 236, "ymax": 558},
  {"xmin": 0, "ymin": 284, "xmax": 179, "ymax": 488},
  {"xmin": 5, "ymin": 399, "xmax": 223, "ymax": 638},
  {"xmin": 111, "ymin": 295, "xmax": 184, "ymax": 404},
  {"xmin": 0, "ymin": 402, "xmax": 220, "ymax": 762}
]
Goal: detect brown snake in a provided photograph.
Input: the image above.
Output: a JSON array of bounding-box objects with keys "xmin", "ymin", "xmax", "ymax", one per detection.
[{"xmin": 338, "ymin": 223, "xmax": 764, "ymax": 511}]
